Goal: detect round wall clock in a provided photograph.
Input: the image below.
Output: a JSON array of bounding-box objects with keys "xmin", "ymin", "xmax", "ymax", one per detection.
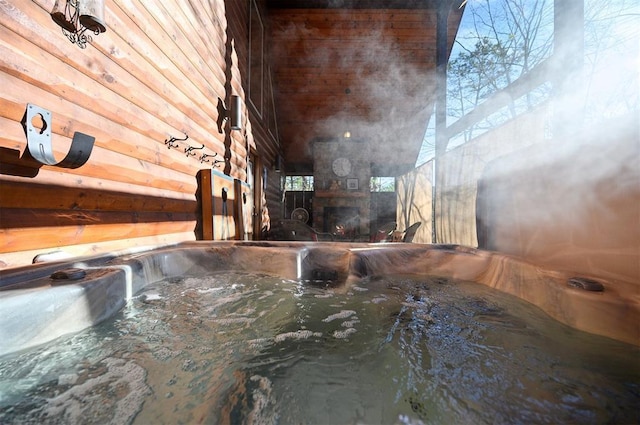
[{"xmin": 332, "ymin": 157, "xmax": 352, "ymax": 177}]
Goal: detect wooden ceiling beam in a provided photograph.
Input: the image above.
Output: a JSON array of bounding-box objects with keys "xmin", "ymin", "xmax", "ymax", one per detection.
[{"xmin": 266, "ymin": 1, "xmax": 442, "ymax": 11}]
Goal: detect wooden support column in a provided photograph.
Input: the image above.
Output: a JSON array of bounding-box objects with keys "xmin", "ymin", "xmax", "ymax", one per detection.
[
  {"xmin": 552, "ymin": 0, "xmax": 585, "ymax": 139},
  {"xmin": 197, "ymin": 169, "xmax": 214, "ymax": 240},
  {"xmin": 433, "ymin": 0, "xmax": 450, "ymax": 244}
]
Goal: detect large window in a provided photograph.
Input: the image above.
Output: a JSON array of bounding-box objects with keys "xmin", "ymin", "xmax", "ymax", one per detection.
[
  {"xmin": 446, "ymin": 0, "xmax": 554, "ymax": 147},
  {"xmin": 284, "ymin": 176, "xmax": 314, "ymax": 191},
  {"xmin": 370, "ymin": 177, "xmax": 395, "ymax": 192},
  {"xmin": 249, "ymin": 0, "xmax": 264, "ymax": 115},
  {"xmin": 417, "ymin": 0, "xmax": 639, "ymax": 167}
]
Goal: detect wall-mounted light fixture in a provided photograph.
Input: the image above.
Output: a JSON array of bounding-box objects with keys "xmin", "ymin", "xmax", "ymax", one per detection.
[
  {"xmin": 50, "ymin": 0, "xmax": 106, "ymax": 49},
  {"xmin": 227, "ymin": 95, "xmax": 242, "ymax": 130},
  {"xmin": 274, "ymin": 154, "xmax": 283, "ymax": 172},
  {"xmin": 343, "ymin": 131, "xmax": 351, "ymax": 139},
  {"xmin": 216, "ymin": 95, "xmax": 243, "ymax": 133}
]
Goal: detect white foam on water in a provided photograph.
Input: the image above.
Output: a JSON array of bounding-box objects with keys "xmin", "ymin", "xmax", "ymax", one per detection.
[
  {"xmin": 274, "ymin": 330, "xmax": 322, "ymax": 342},
  {"xmin": 333, "ymin": 327, "xmax": 357, "ymax": 339},
  {"xmin": 247, "ymin": 375, "xmax": 278, "ymax": 425},
  {"xmin": 341, "ymin": 319, "xmax": 359, "ymax": 328},
  {"xmin": 322, "ymin": 310, "xmax": 357, "ymax": 323},
  {"xmin": 196, "ymin": 287, "xmax": 225, "ymax": 294},
  {"xmin": 43, "ymin": 357, "xmax": 150, "ymax": 424},
  {"xmin": 57, "ymin": 373, "xmax": 78, "ymax": 386},
  {"xmin": 183, "ymin": 276, "xmax": 219, "ymax": 286},
  {"xmin": 213, "ymin": 317, "xmax": 256, "ymax": 325},
  {"xmin": 248, "ymin": 338, "xmax": 271, "ymax": 350},
  {"xmin": 259, "ymin": 290, "xmax": 275, "ymax": 299},
  {"xmin": 141, "ymin": 291, "xmax": 163, "ymax": 301}
]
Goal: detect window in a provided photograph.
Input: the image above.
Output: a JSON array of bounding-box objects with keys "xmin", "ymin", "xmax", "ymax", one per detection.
[
  {"xmin": 284, "ymin": 176, "xmax": 314, "ymax": 191},
  {"xmin": 249, "ymin": 0, "xmax": 264, "ymax": 114},
  {"xmin": 266, "ymin": 68, "xmax": 279, "ymax": 139},
  {"xmin": 370, "ymin": 177, "xmax": 395, "ymax": 192}
]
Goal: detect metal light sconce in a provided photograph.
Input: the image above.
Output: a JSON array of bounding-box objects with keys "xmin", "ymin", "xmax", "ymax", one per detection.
[
  {"xmin": 50, "ymin": 0, "xmax": 106, "ymax": 49},
  {"xmin": 274, "ymin": 154, "xmax": 283, "ymax": 172},
  {"xmin": 226, "ymin": 95, "xmax": 243, "ymax": 131},
  {"xmin": 216, "ymin": 95, "xmax": 243, "ymax": 133}
]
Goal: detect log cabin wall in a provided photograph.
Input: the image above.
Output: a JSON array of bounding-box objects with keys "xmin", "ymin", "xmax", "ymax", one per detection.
[{"xmin": 0, "ymin": 0, "xmax": 282, "ymax": 269}]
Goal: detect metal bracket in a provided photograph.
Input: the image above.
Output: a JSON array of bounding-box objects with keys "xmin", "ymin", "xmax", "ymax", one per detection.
[{"xmin": 22, "ymin": 103, "xmax": 95, "ymax": 169}]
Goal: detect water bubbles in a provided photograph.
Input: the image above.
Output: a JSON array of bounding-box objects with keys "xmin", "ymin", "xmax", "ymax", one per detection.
[
  {"xmin": 333, "ymin": 328, "xmax": 357, "ymax": 339},
  {"xmin": 341, "ymin": 319, "xmax": 359, "ymax": 328},
  {"xmin": 57, "ymin": 373, "xmax": 78, "ymax": 386},
  {"xmin": 274, "ymin": 330, "xmax": 322, "ymax": 342},
  {"xmin": 322, "ymin": 310, "xmax": 356, "ymax": 323},
  {"xmin": 1, "ymin": 272, "xmax": 638, "ymax": 424}
]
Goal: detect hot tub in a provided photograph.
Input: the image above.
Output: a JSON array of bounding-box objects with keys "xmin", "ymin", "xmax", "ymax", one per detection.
[
  {"xmin": 0, "ymin": 242, "xmax": 638, "ymax": 424},
  {"xmin": 1, "ymin": 241, "xmax": 637, "ymax": 353}
]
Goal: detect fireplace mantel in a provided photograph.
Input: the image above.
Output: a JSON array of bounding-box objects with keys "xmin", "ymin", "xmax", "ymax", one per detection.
[{"xmin": 315, "ymin": 190, "xmax": 367, "ymax": 198}]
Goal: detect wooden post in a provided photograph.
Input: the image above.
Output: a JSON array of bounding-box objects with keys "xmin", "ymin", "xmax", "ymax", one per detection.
[
  {"xmin": 433, "ymin": 0, "xmax": 450, "ymax": 244},
  {"xmin": 197, "ymin": 169, "xmax": 213, "ymax": 240},
  {"xmin": 234, "ymin": 178, "xmax": 245, "ymax": 240},
  {"xmin": 553, "ymin": 0, "xmax": 585, "ymax": 139}
]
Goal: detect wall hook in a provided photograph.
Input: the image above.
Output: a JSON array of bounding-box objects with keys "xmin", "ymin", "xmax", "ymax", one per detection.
[
  {"xmin": 199, "ymin": 152, "xmax": 224, "ymax": 168},
  {"xmin": 165, "ymin": 133, "xmax": 188, "ymax": 149},
  {"xmin": 199, "ymin": 152, "xmax": 217, "ymax": 163},
  {"xmin": 185, "ymin": 143, "xmax": 205, "ymax": 157}
]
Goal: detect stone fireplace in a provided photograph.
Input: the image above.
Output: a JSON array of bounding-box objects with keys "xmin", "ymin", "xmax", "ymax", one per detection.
[
  {"xmin": 323, "ymin": 206, "xmax": 359, "ymax": 235},
  {"xmin": 312, "ymin": 138, "xmax": 371, "ymax": 240}
]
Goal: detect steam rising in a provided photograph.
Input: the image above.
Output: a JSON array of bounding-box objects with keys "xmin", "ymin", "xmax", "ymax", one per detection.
[
  {"xmin": 273, "ymin": 2, "xmax": 638, "ymax": 280},
  {"xmin": 273, "ymin": 11, "xmax": 437, "ymax": 166}
]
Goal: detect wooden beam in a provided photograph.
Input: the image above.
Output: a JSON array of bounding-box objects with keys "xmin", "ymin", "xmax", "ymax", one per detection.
[
  {"xmin": 267, "ymin": 0, "xmax": 441, "ymax": 10},
  {"xmin": 197, "ymin": 169, "xmax": 214, "ymax": 240}
]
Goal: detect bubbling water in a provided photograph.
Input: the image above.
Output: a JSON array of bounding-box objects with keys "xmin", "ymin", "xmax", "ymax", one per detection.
[{"xmin": 0, "ymin": 272, "xmax": 638, "ymax": 424}]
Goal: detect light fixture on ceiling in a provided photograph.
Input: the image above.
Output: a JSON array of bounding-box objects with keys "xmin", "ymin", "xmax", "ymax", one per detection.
[
  {"xmin": 50, "ymin": 0, "xmax": 106, "ymax": 49},
  {"xmin": 343, "ymin": 87, "xmax": 352, "ymax": 139}
]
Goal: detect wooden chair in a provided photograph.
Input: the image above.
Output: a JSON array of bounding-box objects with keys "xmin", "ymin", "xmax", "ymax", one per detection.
[
  {"xmin": 277, "ymin": 219, "xmax": 334, "ymax": 241},
  {"xmin": 402, "ymin": 222, "xmax": 422, "ymax": 243},
  {"xmin": 370, "ymin": 221, "xmax": 397, "ymax": 242}
]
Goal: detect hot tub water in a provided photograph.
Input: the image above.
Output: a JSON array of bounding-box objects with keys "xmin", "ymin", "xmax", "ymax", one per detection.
[{"xmin": 0, "ymin": 271, "xmax": 638, "ymax": 424}]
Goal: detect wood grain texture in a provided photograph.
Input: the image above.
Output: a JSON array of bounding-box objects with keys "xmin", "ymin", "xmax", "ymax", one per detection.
[
  {"xmin": 0, "ymin": 221, "xmax": 196, "ymax": 253},
  {"xmin": 0, "ymin": 0, "xmax": 282, "ymax": 267},
  {"xmin": 0, "ymin": 231, "xmax": 196, "ymax": 269}
]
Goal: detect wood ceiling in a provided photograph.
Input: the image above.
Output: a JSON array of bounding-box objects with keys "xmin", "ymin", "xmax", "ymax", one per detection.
[{"xmin": 266, "ymin": 0, "xmax": 464, "ymax": 175}]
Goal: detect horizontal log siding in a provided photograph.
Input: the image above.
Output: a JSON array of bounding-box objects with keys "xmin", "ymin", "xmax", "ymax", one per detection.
[
  {"xmin": 0, "ymin": 0, "xmax": 282, "ymax": 268},
  {"xmin": 228, "ymin": 0, "xmax": 283, "ymax": 235}
]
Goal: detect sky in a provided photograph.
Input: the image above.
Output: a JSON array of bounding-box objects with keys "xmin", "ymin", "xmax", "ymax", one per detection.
[{"xmin": 415, "ymin": 0, "xmax": 639, "ymax": 167}]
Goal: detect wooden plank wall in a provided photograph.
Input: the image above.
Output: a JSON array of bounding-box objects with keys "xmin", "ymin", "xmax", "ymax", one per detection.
[
  {"xmin": 267, "ymin": 6, "xmax": 463, "ymax": 171},
  {"xmin": 0, "ymin": 0, "xmax": 281, "ymax": 269}
]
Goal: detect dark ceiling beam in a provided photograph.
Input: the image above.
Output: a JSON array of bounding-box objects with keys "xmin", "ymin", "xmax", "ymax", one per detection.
[{"xmin": 266, "ymin": 0, "xmax": 442, "ymax": 9}]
